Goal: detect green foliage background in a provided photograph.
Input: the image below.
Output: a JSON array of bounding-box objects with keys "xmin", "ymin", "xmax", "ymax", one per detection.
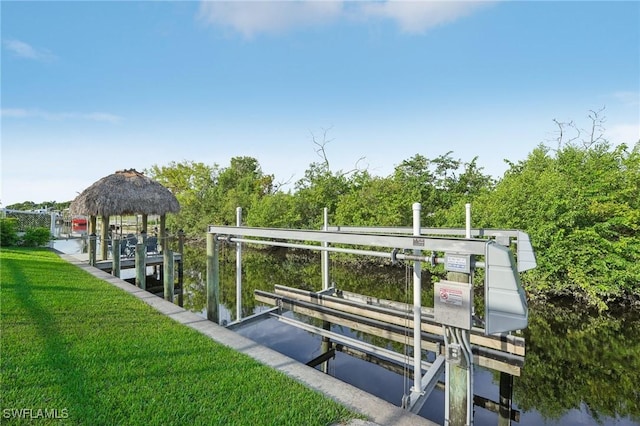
[{"xmin": 146, "ymin": 136, "xmax": 639, "ymax": 310}]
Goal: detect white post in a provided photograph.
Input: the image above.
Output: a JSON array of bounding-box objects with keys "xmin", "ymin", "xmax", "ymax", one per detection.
[
  {"xmin": 49, "ymin": 212, "xmax": 57, "ymax": 247},
  {"xmin": 465, "ymin": 203, "xmax": 471, "ymax": 239},
  {"xmin": 412, "ymin": 202, "xmax": 422, "ymax": 392},
  {"xmin": 322, "ymin": 208, "xmax": 330, "ymax": 290},
  {"xmin": 236, "ymin": 207, "xmax": 243, "ymax": 321}
]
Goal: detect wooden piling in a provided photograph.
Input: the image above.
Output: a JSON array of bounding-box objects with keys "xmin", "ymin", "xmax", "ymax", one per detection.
[
  {"xmin": 89, "ymin": 234, "xmax": 97, "ymax": 266},
  {"xmin": 446, "ymin": 270, "xmax": 472, "ymax": 426},
  {"xmin": 206, "ymin": 233, "xmax": 220, "ymax": 323},
  {"xmin": 112, "ymin": 237, "xmax": 121, "ymax": 278},
  {"xmin": 135, "ymin": 242, "xmax": 146, "ymax": 290},
  {"xmin": 163, "ymin": 249, "xmax": 174, "ymax": 302},
  {"xmin": 159, "ymin": 215, "xmax": 166, "ymax": 252},
  {"xmin": 100, "ymin": 215, "xmax": 109, "ymax": 260}
]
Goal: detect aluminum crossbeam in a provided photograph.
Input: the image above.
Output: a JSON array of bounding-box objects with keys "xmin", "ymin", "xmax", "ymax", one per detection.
[
  {"xmin": 208, "ymin": 225, "xmax": 488, "ymax": 255},
  {"xmin": 272, "ymin": 313, "xmax": 436, "ymax": 370},
  {"xmin": 407, "ymin": 354, "xmax": 446, "ymax": 414},
  {"xmin": 328, "ymin": 226, "xmax": 536, "ymax": 272}
]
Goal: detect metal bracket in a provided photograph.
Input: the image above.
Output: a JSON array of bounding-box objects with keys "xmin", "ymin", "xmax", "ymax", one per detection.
[
  {"xmin": 391, "ymin": 248, "xmax": 399, "ymax": 265},
  {"xmin": 401, "ymin": 394, "xmax": 411, "ymax": 409}
]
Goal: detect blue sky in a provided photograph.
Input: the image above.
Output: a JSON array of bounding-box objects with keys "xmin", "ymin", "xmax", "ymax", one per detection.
[{"xmin": 2, "ymin": 1, "xmax": 639, "ymax": 206}]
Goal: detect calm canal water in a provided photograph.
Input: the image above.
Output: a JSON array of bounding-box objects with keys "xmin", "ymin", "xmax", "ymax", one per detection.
[{"xmin": 54, "ymin": 239, "xmax": 640, "ymax": 426}]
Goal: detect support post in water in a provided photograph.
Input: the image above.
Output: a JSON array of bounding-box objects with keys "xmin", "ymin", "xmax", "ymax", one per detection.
[
  {"xmin": 412, "ymin": 203, "xmax": 423, "ymax": 394},
  {"xmin": 164, "ymin": 249, "xmax": 174, "ymax": 302},
  {"xmin": 135, "ymin": 242, "xmax": 146, "ymax": 290},
  {"xmin": 206, "ymin": 233, "xmax": 220, "ymax": 324},
  {"xmin": 112, "ymin": 237, "xmax": 120, "ymax": 278},
  {"xmin": 441, "ymin": 202, "xmax": 474, "ymax": 426},
  {"xmin": 322, "ymin": 207, "xmax": 330, "ymax": 290},
  {"xmin": 236, "ymin": 207, "xmax": 243, "ymax": 321}
]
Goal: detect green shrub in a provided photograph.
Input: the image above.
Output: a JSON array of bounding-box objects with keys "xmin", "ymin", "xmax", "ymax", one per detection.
[
  {"xmin": 0, "ymin": 218, "xmax": 19, "ymax": 247},
  {"xmin": 21, "ymin": 227, "xmax": 52, "ymax": 247}
]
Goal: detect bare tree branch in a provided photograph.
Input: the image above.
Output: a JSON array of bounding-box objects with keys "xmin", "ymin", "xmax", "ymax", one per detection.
[
  {"xmin": 582, "ymin": 106, "xmax": 606, "ymax": 148},
  {"xmin": 310, "ymin": 126, "xmax": 334, "ymax": 169},
  {"xmin": 551, "ymin": 118, "xmax": 580, "ymax": 150},
  {"xmin": 272, "ymin": 174, "xmax": 295, "ymax": 192},
  {"xmin": 337, "ymin": 156, "xmax": 368, "ymax": 177}
]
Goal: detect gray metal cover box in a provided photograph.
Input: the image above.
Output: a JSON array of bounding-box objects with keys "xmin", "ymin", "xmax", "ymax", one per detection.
[
  {"xmin": 484, "ymin": 241, "xmax": 529, "ymax": 335},
  {"xmin": 434, "ymin": 280, "xmax": 473, "ymax": 330}
]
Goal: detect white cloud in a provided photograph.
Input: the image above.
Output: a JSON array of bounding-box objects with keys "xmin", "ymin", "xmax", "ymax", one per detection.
[
  {"xmin": 358, "ymin": 0, "xmax": 492, "ymax": 34},
  {"xmin": 1, "ymin": 108, "xmax": 122, "ymax": 123},
  {"xmin": 3, "ymin": 38, "xmax": 56, "ymax": 61},
  {"xmin": 197, "ymin": 0, "xmax": 494, "ymax": 37},
  {"xmin": 612, "ymin": 91, "xmax": 640, "ymax": 107},
  {"xmin": 609, "ymin": 123, "xmax": 640, "ymax": 144},
  {"xmin": 198, "ymin": 1, "xmax": 344, "ymax": 38}
]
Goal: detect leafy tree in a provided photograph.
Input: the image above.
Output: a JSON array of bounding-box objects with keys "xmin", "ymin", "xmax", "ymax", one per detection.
[
  {"xmin": 294, "ymin": 162, "xmax": 354, "ymax": 229},
  {"xmin": 334, "ymin": 174, "xmax": 407, "ymax": 227},
  {"xmin": 246, "ymin": 191, "xmax": 300, "ymax": 228},
  {"xmin": 214, "ymin": 156, "xmax": 274, "ymax": 225},
  {"xmin": 472, "ymin": 140, "xmax": 640, "ymax": 309},
  {"xmin": 147, "ymin": 161, "xmax": 218, "ymax": 238},
  {"xmin": 147, "ymin": 157, "xmax": 274, "ymax": 237}
]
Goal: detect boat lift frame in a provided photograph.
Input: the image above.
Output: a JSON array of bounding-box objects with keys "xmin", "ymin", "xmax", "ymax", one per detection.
[{"xmin": 207, "ymin": 204, "xmax": 534, "ymax": 420}]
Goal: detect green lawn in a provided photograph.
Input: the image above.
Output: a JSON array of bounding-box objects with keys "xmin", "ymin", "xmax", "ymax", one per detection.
[{"xmin": 0, "ymin": 248, "xmax": 357, "ymax": 425}]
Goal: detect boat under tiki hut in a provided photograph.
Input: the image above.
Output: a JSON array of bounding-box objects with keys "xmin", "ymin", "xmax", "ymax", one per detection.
[{"xmin": 70, "ymin": 169, "xmax": 180, "ymax": 260}]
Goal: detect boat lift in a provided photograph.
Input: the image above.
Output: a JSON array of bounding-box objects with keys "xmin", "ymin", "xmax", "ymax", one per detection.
[{"xmin": 206, "ymin": 204, "xmax": 534, "ymax": 425}]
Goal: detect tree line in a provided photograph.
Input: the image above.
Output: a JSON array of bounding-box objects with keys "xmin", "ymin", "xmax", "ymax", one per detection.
[
  {"xmin": 6, "ymin": 115, "xmax": 638, "ymax": 309},
  {"xmin": 147, "ymin": 133, "xmax": 639, "ymax": 310}
]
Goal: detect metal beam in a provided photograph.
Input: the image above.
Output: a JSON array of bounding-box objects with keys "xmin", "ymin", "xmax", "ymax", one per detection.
[
  {"xmin": 408, "ymin": 355, "xmax": 446, "ymax": 414},
  {"xmin": 271, "ymin": 313, "xmax": 435, "ymax": 370},
  {"xmin": 256, "ymin": 290, "xmax": 524, "ymax": 376},
  {"xmin": 328, "ymin": 226, "xmax": 537, "ymax": 272},
  {"xmin": 208, "ymin": 225, "xmax": 488, "ymax": 254},
  {"xmin": 226, "ymin": 307, "xmax": 280, "ymax": 331}
]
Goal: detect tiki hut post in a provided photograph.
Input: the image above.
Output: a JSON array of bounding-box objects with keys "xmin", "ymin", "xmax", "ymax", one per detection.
[
  {"xmin": 89, "ymin": 216, "xmax": 98, "ymax": 261},
  {"xmin": 89, "ymin": 216, "xmax": 97, "ymax": 236},
  {"xmin": 159, "ymin": 215, "xmax": 167, "ymax": 252},
  {"xmin": 142, "ymin": 214, "xmax": 148, "ymax": 235},
  {"xmin": 100, "ymin": 215, "xmax": 109, "ymax": 260}
]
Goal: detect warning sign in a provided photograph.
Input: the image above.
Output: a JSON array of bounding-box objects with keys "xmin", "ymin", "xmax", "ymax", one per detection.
[{"xmin": 439, "ymin": 287, "xmax": 463, "ymax": 306}]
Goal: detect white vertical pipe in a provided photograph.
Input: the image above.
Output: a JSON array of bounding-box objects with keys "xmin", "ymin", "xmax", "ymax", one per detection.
[
  {"xmin": 412, "ymin": 202, "xmax": 422, "ymax": 392},
  {"xmin": 49, "ymin": 212, "xmax": 57, "ymax": 247},
  {"xmin": 322, "ymin": 207, "xmax": 330, "ymax": 290},
  {"xmin": 465, "ymin": 203, "xmax": 471, "ymax": 239},
  {"xmin": 236, "ymin": 207, "xmax": 242, "ymax": 321}
]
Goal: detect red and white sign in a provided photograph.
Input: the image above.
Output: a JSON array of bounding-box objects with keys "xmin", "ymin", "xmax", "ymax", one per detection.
[{"xmin": 439, "ymin": 287, "xmax": 463, "ymax": 306}]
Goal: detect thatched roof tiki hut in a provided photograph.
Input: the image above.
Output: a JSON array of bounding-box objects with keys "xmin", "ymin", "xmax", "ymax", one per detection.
[{"xmin": 70, "ymin": 169, "xmax": 180, "ymax": 261}]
